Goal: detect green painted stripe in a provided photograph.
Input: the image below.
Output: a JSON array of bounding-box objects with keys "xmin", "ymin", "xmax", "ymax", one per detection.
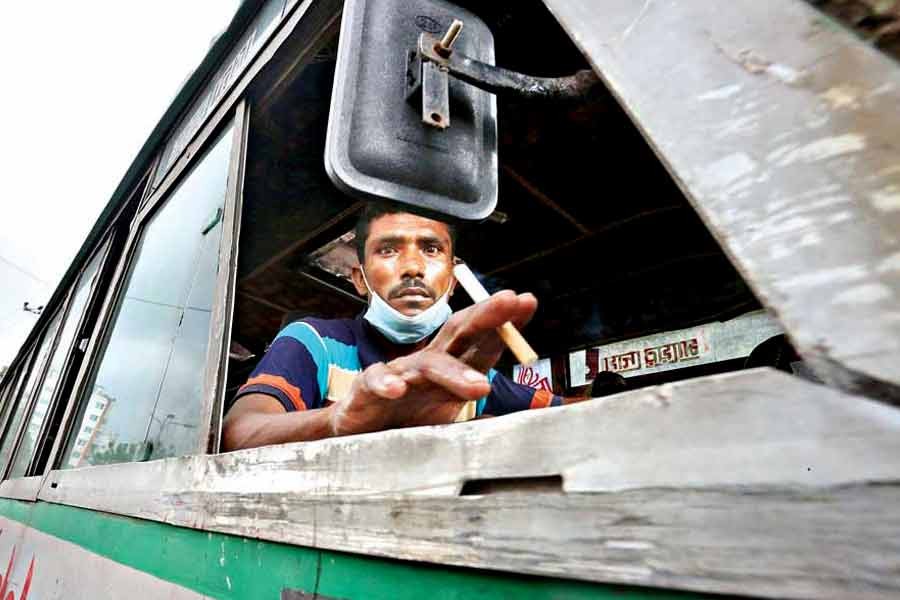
[{"xmin": 0, "ymin": 498, "xmax": 714, "ymax": 600}]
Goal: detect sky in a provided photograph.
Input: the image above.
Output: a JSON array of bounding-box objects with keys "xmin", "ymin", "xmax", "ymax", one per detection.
[{"xmin": 0, "ymin": 2, "xmax": 241, "ymax": 368}]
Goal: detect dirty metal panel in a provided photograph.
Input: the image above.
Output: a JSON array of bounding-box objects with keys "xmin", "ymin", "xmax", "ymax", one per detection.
[
  {"xmin": 543, "ymin": 0, "xmax": 900, "ymax": 401},
  {"xmin": 152, "ymin": 0, "xmax": 286, "ymax": 191}
]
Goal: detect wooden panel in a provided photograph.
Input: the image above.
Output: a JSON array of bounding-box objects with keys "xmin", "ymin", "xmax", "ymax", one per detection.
[
  {"xmin": 38, "ymin": 370, "xmax": 900, "ymax": 599},
  {"xmin": 541, "ymin": 0, "xmax": 900, "ymax": 402}
]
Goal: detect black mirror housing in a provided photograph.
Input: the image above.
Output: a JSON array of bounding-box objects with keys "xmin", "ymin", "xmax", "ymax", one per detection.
[{"xmin": 325, "ymin": 0, "xmax": 498, "ymax": 220}]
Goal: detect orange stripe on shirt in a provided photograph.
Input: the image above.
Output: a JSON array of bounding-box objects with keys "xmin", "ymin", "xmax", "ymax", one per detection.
[
  {"xmin": 241, "ymin": 374, "xmax": 306, "ymax": 411},
  {"xmin": 530, "ymin": 389, "xmax": 554, "ymax": 409}
]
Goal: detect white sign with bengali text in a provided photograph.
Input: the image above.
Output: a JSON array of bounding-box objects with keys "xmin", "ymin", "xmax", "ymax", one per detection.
[{"xmin": 569, "ymin": 311, "xmax": 783, "ymax": 386}]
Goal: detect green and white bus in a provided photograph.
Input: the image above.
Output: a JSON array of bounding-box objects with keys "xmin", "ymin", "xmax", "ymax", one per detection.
[{"xmin": 0, "ymin": 1, "xmax": 898, "ymax": 598}]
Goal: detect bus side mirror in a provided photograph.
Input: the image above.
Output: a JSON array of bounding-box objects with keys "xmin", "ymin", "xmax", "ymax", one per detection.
[{"xmin": 325, "ymin": 0, "xmax": 498, "ymax": 220}]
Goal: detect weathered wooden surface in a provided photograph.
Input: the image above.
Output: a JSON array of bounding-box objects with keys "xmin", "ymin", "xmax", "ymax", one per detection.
[
  {"xmin": 38, "ymin": 370, "xmax": 900, "ymax": 599},
  {"xmin": 541, "ymin": 0, "xmax": 900, "ymax": 402}
]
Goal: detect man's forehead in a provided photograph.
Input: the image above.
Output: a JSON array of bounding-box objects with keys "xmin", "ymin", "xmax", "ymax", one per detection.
[{"xmin": 367, "ymin": 212, "xmax": 451, "ymax": 242}]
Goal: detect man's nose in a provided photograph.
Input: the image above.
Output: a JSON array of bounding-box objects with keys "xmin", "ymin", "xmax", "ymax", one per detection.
[{"xmin": 398, "ymin": 247, "xmax": 426, "ymax": 279}]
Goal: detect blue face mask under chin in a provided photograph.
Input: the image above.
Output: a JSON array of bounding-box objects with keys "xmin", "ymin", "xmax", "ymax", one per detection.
[{"xmin": 361, "ymin": 272, "xmax": 453, "ymax": 344}]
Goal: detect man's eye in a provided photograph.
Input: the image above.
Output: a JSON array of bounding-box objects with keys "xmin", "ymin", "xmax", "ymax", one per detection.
[
  {"xmin": 378, "ymin": 247, "xmax": 396, "ymax": 256},
  {"xmin": 424, "ymin": 245, "xmax": 442, "ymax": 256}
]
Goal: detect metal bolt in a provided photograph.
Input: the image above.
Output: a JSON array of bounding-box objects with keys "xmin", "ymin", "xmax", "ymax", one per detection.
[{"xmin": 436, "ymin": 19, "xmax": 464, "ymax": 57}]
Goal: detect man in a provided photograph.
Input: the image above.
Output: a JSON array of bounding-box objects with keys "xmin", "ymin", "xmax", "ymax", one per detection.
[
  {"xmin": 223, "ymin": 204, "xmax": 575, "ymax": 451},
  {"xmin": 589, "ymin": 371, "xmax": 627, "ymax": 398}
]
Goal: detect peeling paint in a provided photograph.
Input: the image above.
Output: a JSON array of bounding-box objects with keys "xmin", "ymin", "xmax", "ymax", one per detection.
[
  {"xmin": 768, "ymin": 242, "xmax": 793, "ymax": 260},
  {"xmin": 833, "ymin": 284, "xmax": 893, "ymax": 305},
  {"xmin": 803, "ymin": 114, "xmax": 830, "ymax": 129},
  {"xmin": 877, "ymin": 252, "xmax": 900, "ymax": 274},
  {"xmin": 698, "ymin": 83, "xmax": 743, "ymax": 101},
  {"xmin": 765, "ymin": 62, "xmax": 804, "ymax": 85},
  {"xmin": 604, "ymin": 540, "xmax": 655, "ymax": 551},
  {"xmin": 870, "ymin": 82, "xmax": 896, "ymax": 96},
  {"xmin": 765, "ymin": 197, "xmax": 790, "ymax": 214},
  {"xmin": 754, "ymin": 216, "xmax": 813, "ymax": 239},
  {"xmin": 820, "ymin": 85, "xmax": 862, "ymax": 110},
  {"xmin": 827, "ymin": 211, "xmax": 853, "ymax": 225},
  {"xmin": 799, "ymin": 231, "xmax": 822, "ymax": 247},
  {"xmin": 871, "ymin": 186, "xmax": 900, "ymax": 212},
  {"xmin": 699, "ymin": 153, "xmax": 757, "ymax": 190},
  {"xmin": 764, "ymin": 195, "xmax": 852, "ymax": 222},
  {"xmin": 714, "ymin": 115, "xmax": 759, "ymax": 139},
  {"xmin": 874, "ymin": 164, "xmax": 900, "ymax": 178},
  {"xmin": 781, "ymin": 265, "xmax": 867, "ymax": 289},
  {"xmin": 769, "ymin": 134, "xmax": 867, "ymax": 167}
]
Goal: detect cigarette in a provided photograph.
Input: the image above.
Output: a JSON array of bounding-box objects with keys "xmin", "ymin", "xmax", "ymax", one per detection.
[{"xmin": 452, "ymin": 263, "xmax": 539, "ymax": 365}]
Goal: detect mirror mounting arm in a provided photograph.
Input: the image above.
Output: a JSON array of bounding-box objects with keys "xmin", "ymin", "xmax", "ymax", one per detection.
[{"xmin": 407, "ymin": 31, "xmax": 602, "ymax": 128}]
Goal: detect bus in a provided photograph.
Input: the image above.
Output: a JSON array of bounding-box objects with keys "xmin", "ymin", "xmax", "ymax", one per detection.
[{"xmin": 0, "ymin": 0, "xmax": 897, "ymax": 598}]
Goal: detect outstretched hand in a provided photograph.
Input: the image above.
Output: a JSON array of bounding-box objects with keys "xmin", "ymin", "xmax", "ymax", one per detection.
[{"xmin": 329, "ymin": 290, "xmax": 538, "ymax": 436}]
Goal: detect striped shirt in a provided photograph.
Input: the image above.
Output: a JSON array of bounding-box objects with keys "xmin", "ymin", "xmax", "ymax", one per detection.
[{"xmin": 235, "ymin": 316, "xmax": 562, "ymax": 417}]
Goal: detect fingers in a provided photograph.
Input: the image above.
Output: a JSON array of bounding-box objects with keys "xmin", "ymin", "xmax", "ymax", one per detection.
[
  {"xmin": 435, "ymin": 291, "xmax": 538, "ymax": 356},
  {"xmin": 390, "ymin": 350, "xmax": 491, "ymax": 401},
  {"xmin": 358, "ymin": 362, "xmax": 407, "ymax": 400}
]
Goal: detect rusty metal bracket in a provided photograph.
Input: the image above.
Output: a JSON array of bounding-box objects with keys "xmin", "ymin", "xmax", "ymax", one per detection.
[{"xmin": 407, "ymin": 23, "xmax": 601, "ymax": 128}]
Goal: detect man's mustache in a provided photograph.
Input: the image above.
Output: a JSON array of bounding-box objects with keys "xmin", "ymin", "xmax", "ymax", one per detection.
[{"xmin": 388, "ymin": 278, "xmax": 436, "ymax": 300}]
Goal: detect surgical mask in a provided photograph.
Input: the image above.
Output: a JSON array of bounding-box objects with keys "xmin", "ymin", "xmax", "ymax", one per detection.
[{"xmin": 361, "ymin": 271, "xmax": 453, "ymax": 344}]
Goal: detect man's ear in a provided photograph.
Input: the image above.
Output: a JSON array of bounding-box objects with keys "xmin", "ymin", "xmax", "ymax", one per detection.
[
  {"xmin": 447, "ymin": 274, "xmax": 457, "ymax": 297},
  {"xmin": 350, "ymin": 265, "xmax": 369, "ymax": 298}
]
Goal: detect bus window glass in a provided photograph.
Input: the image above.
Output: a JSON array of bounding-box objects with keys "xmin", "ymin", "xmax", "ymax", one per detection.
[
  {"xmin": 61, "ymin": 123, "xmax": 234, "ymax": 468},
  {"xmin": 0, "ymin": 313, "xmax": 62, "ymax": 471},
  {"xmin": 0, "ymin": 364, "xmax": 28, "ymax": 437},
  {"xmin": 8, "ymin": 250, "xmax": 104, "ymax": 478}
]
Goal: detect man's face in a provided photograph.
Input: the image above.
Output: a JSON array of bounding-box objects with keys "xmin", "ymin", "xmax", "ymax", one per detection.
[{"xmin": 351, "ymin": 212, "xmax": 455, "ymax": 316}]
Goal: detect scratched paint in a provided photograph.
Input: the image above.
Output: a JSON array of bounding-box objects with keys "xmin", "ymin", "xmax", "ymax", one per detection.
[
  {"xmin": 780, "ymin": 265, "xmax": 868, "ymax": 289},
  {"xmin": 870, "ymin": 186, "xmax": 900, "ymax": 212},
  {"xmin": 832, "ymin": 284, "xmax": 893, "ymax": 305},
  {"xmin": 877, "ymin": 252, "xmax": 900, "ymax": 273},
  {"xmin": 698, "ymin": 153, "xmax": 757, "ymax": 190},
  {"xmin": 768, "ymin": 134, "xmax": 867, "ymax": 167},
  {"xmin": 713, "ymin": 115, "xmax": 759, "ymax": 140},
  {"xmin": 697, "ymin": 84, "xmax": 743, "ymax": 101},
  {"xmin": 819, "ymin": 85, "xmax": 863, "ymax": 110}
]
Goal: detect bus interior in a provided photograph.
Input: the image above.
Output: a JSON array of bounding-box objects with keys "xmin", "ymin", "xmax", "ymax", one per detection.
[{"xmin": 227, "ymin": 0, "xmax": 773, "ymax": 404}]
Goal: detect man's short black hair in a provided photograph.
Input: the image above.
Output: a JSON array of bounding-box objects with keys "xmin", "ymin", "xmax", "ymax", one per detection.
[
  {"xmin": 354, "ymin": 202, "xmax": 457, "ymax": 263},
  {"xmin": 590, "ymin": 370, "xmax": 627, "ymax": 398}
]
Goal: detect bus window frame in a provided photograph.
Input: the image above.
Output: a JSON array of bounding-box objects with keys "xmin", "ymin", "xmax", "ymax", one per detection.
[
  {"xmin": 0, "ymin": 353, "xmax": 36, "ymax": 455},
  {"xmin": 36, "ymin": 102, "xmax": 249, "ymax": 477},
  {"xmin": 27, "ymin": 0, "xmax": 341, "ymax": 481},
  {"xmin": 17, "ymin": 239, "xmax": 114, "ymax": 478},
  {"xmin": 0, "ymin": 306, "xmax": 68, "ymax": 498},
  {"xmin": 202, "ymin": 101, "xmax": 249, "ymax": 455},
  {"xmin": 0, "ymin": 166, "xmax": 153, "ymax": 500}
]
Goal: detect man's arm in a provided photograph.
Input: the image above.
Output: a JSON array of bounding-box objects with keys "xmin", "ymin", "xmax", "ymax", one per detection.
[
  {"xmin": 478, "ymin": 372, "xmax": 589, "ymax": 418},
  {"xmin": 222, "ymin": 394, "xmax": 335, "ymax": 450}
]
